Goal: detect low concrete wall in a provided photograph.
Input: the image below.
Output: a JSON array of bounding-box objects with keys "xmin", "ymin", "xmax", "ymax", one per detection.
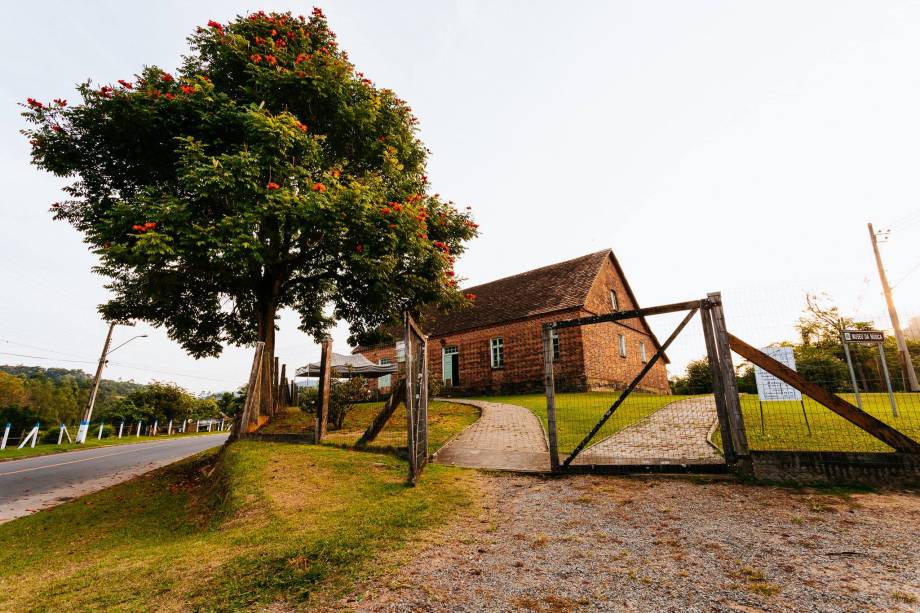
[{"xmin": 750, "ymin": 450, "xmax": 920, "ymax": 485}]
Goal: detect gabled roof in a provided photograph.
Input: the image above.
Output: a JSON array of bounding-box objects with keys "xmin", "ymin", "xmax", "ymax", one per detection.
[
  {"xmin": 426, "ymin": 250, "xmax": 610, "ymax": 336},
  {"xmin": 354, "ymin": 248, "xmax": 667, "ymax": 361}
]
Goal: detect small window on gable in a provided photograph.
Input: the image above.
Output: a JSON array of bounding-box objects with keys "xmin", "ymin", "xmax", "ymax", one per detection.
[
  {"xmin": 610, "ymin": 289, "xmax": 619, "ymax": 311},
  {"xmin": 640, "ymin": 341, "xmax": 647, "ymax": 364},
  {"xmin": 618, "ymin": 334, "xmax": 627, "ymax": 358},
  {"xmin": 490, "ymin": 337, "xmax": 504, "ymax": 368},
  {"xmin": 551, "ymin": 329, "xmax": 560, "ymax": 360}
]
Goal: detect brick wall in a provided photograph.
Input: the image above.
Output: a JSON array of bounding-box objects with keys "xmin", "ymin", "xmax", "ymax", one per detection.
[
  {"xmin": 429, "ymin": 309, "xmax": 586, "ymax": 395},
  {"xmin": 354, "ymin": 254, "xmax": 670, "ymax": 396},
  {"xmin": 578, "ymin": 257, "xmax": 671, "ymax": 394}
]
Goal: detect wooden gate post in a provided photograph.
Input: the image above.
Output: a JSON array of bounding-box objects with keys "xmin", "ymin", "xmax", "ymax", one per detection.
[
  {"xmin": 707, "ymin": 293, "xmax": 751, "ymax": 472},
  {"xmin": 279, "ymin": 363, "xmax": 288, "ymax": 410},
  {"xmin": 231, "ymin": 341, "xmax": 264, "ymax": 441},
  {"xmin": 542, "ymin": 323, "xmax": 560, "ymax": 471},
  {"xmin": 315, "ymin": 337, "xmax": 333, "ymax": 442},
  {"xmin": 701, "ymin": 299, "xmax": 737, "ymax": 465}
]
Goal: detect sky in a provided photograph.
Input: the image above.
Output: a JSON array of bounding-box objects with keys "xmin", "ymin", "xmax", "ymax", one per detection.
[{"xmin": 2, "ymin": 0, "xmax": 920, "ymax": 394}]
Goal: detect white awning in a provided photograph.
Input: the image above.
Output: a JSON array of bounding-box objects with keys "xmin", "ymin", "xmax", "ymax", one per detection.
[{"xmin": 295, "ymin": 352, "xmax": 397, "ymax": 379}]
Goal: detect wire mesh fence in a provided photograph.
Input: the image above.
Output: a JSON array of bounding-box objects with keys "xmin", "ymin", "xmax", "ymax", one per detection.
[
  {"xmin": 547, "ymin": 304, "xmax": 725, "ymax": 467},
  {"xmin": 719, "ymin": 287, "xmax": 920, "ymax": 453}
]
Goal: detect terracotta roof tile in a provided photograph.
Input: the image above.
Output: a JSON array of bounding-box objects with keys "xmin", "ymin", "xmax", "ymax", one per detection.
[{"xmin": 425, "ymin": 250, "xmax": 610, "ymax": 335}]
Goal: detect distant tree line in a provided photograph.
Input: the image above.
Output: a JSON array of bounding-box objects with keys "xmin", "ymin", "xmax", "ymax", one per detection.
[
  {"xmin": 0, "ymin": 365, "xmax": 242, "ymax": 433},
  {"xmin": 670, "ymin": 294, "xmax": 920, "ymax": 395}
]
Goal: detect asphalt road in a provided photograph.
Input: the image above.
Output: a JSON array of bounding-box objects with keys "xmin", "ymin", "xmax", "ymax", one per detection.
[{"xmin": 0, "ymin": 433, "xmax": 228, "ymax": 523}]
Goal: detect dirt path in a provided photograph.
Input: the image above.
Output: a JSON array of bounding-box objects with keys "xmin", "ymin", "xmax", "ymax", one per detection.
[
  {"xmin": 346, "ymin": 473, "xmax": 920, "ymax": 612},
  {"xmin": 432, "ymin": 399, "xmax": 550, "ymax": 472},
  {"xmin": 577, "ymin": 396, "xmax": 723, "ymax": 465}
]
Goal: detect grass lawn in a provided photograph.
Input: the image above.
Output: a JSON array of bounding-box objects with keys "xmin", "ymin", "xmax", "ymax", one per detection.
[
  {"xmin": 474, "ymin": 392, "xmax": 691, "ymax": 453},
  {"xmin": 0, "ymin": 422, "xmax": 479, "ymax": 610},
  {"xmin": 0, "ymin": 431, "xmax": 226, "ymax": 462},
  {"xmin": 263, "ymin": 401, "xmax": 480, "ymax": 453},
  {"xmin": 482, "ymin": 390, "xmax": 920, "ymax": 454},
  {"xmin": 729, "ymin": 392, "xmax": 920, "ymax": 453}
]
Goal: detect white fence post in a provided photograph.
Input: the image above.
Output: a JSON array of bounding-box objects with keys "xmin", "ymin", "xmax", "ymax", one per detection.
[
  {"xmin": 118, "ymin": 421, "xmax": 124, "ymax": 438},
  {"xmin": 167, "ymin": 420, "xmax": 173, "ymax": 435},
  {"xmin": 18, "ymin": 423, "xmax": 39, "ymax": 449},
  {"xmin": 1, "ymin": 423, "xmax": 9, "ymax": 450},
  {"xmin": 152, "ymin": 420, "xmax": 158, "ymax": 436},
  {"xmin": 136, "ymin": 421, "xmax": 142, "ymax": 437},
  {"xmin": 98, "ymin": 422, "xmax": 104, "ymax": 439}
]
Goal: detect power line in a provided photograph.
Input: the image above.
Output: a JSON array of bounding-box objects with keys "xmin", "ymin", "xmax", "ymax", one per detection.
[
  {"xmin": 0, "ymin": 350, "xmax": 240, "ymax": 384},
  {"xmin": 0, "ymin": 351, "xmax": 96, "ymax": 364}
]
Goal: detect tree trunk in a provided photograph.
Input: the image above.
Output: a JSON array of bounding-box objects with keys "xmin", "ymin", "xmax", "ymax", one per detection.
[{"xmin": 256, "ymin": 305, "xmax": 276, "ymax": 423}]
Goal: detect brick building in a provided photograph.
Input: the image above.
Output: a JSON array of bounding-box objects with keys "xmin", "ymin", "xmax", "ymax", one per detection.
[{"xmin": 353, "ymin": 249, "xmax": 671, "ymax": 395}]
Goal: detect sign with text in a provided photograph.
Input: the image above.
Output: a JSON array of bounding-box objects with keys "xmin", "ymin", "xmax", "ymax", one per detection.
[
  {"xmin": 842, "ymin": 329, "xmax": 885, "ymax": 344},
  {"xmin": 754, "ymin": 346, "xmax": 802, "ymax": 402}
]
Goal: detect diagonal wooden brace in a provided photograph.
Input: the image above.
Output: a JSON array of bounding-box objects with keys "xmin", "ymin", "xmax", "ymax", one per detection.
[{"xmin": 728, "ymin": 334, "xmax": 920, "ymax": 453}]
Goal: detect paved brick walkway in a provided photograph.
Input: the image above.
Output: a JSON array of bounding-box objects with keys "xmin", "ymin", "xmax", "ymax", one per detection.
[
  {"xmin": 432, "ymin": 399, "xmax": 550, "ymax": 472},
  {"xmin": 576, "ymin": 396, "xmax": 724, "ymax": 465}
]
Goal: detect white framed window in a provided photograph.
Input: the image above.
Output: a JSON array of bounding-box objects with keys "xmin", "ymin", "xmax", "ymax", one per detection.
[
  {"xmin": 379, "ymin": 357, "xmax": 393, "ymax": 389},
  {"xmin": 610, "ymin": 289, "xmax": 618, "ymax": 311},
  {"xmin": 490, "ymin": 337, "xmax": 504, "ymax": 368},
  {"xmin": 551, "ymin": 329, "xmax": 560, "ymax": 360},
  {"xmin": 640, "ymin": 341, "xmax": 647, "ymax": 364},
  {"xmin": 618, "ymin": 334, "xmax": 627, "ymax": 358}
]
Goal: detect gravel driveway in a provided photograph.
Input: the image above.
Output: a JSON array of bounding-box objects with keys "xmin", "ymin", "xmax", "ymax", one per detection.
[{"xmin": 346, "ymin": 473, "xmax": 920, "ymax": 612}]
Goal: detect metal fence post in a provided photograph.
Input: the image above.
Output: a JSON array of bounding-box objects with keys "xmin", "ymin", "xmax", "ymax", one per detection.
[
  {"xmin": 707, "ymin": 293, "xmax": 750, "ymax": 473},
  {"xmin": 542, "ymin": 323, "xmax": 560, "ymax": 471}
]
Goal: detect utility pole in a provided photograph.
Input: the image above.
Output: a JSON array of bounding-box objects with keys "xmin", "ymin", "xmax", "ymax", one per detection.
[
  {"xmin": 868, "ymin": 223, "xmax": 920, "ymax": 392},
  {"xmin": 77, "ymin": 322, "xmax": 115, "ymax": 443}
]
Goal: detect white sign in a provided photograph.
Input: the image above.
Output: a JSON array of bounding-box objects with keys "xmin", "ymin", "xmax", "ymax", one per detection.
[{"xmin": 753, "ymin": 346, "xmax": 802, "ymax": 402}]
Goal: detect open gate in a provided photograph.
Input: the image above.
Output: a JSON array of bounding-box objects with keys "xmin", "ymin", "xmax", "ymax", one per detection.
[
  {"xmin": 543, "ymin": 296, "xmax": 734, "ymax": 473},
  {"xmin": 544, "ymin": 292, "xmax": 920, "ymax": 479}
]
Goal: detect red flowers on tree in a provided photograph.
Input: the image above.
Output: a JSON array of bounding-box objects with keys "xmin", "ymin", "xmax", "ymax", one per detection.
[
  {"xmin": 161, "ymin": 73, "xmax": 174, "ymax": 83},
  {"xmin": 250, "ymin": 53, "xmax": 262, "ymax": 63},
  {"xmin": 265, "ymin": 54, "xmax": 277, "ymax": 65},
  {"xmin": 131, "ymin": 222, "xmax": 156, "ymax": 233},
  {"xmin": 207, "ymin": 20, "xmax": 224, "ymax": 34},
  {"xmin": 53, "ymin": 98, "xmax": 67, "ymax": 107},
  {"xmin": 118, "ymin": 80, "xmax": 133, "ymax": 89},
  {"xmin": 98, "ymin": 86, "xmax": 113, "ymax": 98},
  {"xmin": 180, "ymin": 85, "xmax": 195, "ymax": 95},
  {"xmin": 295, "ymin": 121, "xmax": 308, "ymax": 133},
  {"xmin": 312, "ymin": 183, "xmax": 326, "ymax": 192},
  {"xmin": 465, "ymin": 293, "xmax": 476, "ymax": 301},
  {"xmin": 266, "ymin": 181, "xmax": 281, "ymax": 190}
]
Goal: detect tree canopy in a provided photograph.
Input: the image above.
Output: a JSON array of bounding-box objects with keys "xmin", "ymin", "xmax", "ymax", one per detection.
[{"xmin": 21, "ymin": 9, "xmax": 478, "ymax": 397}]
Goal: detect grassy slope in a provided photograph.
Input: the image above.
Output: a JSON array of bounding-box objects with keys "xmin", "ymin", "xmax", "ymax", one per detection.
[
  {"xmin": 0, "ymin": 431, "xmax": 225, "ymax": 462},
  {"xmin": 0, "ymin": 402, "xmax": 481, "ymax": 611},
  {"xmin": 475, "ymin": 392, "xmax": 688, "ymax": 453},
  {"xmin": 262, "ymin": 401, "xmax": 480, "ymax": 452}
]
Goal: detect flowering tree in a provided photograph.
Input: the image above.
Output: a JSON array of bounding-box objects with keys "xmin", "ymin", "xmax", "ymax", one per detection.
[{"xmin": 22, "ymin": 9, "xmax": 477, "ymax": 416}]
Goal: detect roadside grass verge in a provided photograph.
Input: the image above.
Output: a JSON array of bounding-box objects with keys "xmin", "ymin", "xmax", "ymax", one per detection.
[
  {"xmin": 0, "ymin": 430, "xmax": 226, "ymax": 463},
  {"xmin": 473, "ymin": 392, "xmax": 690, "ymax": 453},
  {"xmin": 0, "ymin": 434, "xmax": 478, "ymax": 610}
]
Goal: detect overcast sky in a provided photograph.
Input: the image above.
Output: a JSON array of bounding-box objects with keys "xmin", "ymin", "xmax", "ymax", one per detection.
[{"xmin": 3, "ymin": 1, "xmax": 920, "ymax": 393}]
